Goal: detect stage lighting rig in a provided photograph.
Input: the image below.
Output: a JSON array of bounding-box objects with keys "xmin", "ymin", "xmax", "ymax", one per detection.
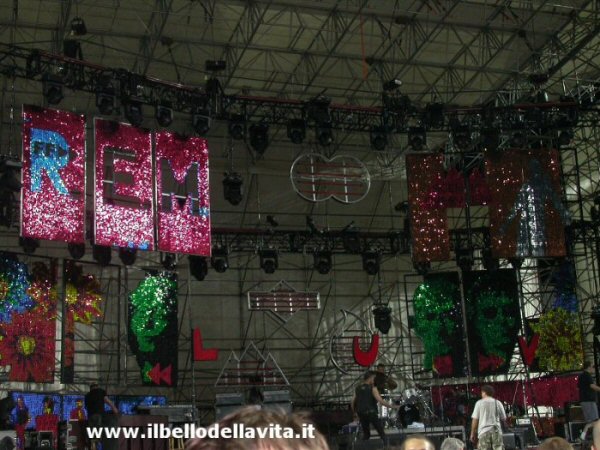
[
  {"xmin": 372, "ymin": 304, "xmax": 392, "ymax": 334},
  {"xmin": 155, "ymin": 103, "xmax": 173, "ymax": 127},
  {"xmin": 123, "ymin": 98, "xmax": 144, "ymax": 127},
  {"xmin": 67, "ymin": 243, "xmax": 85, "ymax": 260},
  {"xmin": 192, "ymin": 108, "xmax": 211, "ymax": 136},
  {"xmin": 223, "ymin": 172, "xmax": 243, "ymax": 206},
  {"xmin": 316, "ymin": 123, "xmax": 333, "ymax": 146},
  {"xmin": 342, "ymin": 223, "xmax": 361, "ymax": 254},
  {"xmin": 211, "ymin": 246, "xmax": 229, "ymax": 273},
  {"xmin": 287, "ymin": 119, "xmax": 306, "ymax": 144},
  {"xmin": 118, "ymin": 247, "xmax": 137, "ymax": 266},
  {"xmin": 313, "ymin": 251, "xmax": 332, "ymax": 275},
  {"xmin": 249, "ymin": 123, "xmax": 269, "ymax": 154},
  {"xmin": 362, "ymin": 250, "xmax": 381, "ymax": 275},
  {"xmin": 42, "ymin": 73, "xmax": 64, "ymax": 105},
  {"xmin": 408, "ymin": 126, "xmax": 426, "ymax": 151},
  {"xmin": 70, "ymin": 17, "xmax": 87, "ymax": 36},
  {"xmin": 370, "ymin": 126, "xmax": 388, "ymax": 151},
  {"xmin": 229, "ymin": 114, "xmax": 246, "ymax": 140},
  {"xmin": 189, "ymin": 255, "xmax": 208, "ymax": 281},
  {"xmin": 259, "ymin": 249, "xmax": 278, "ymax": 274}
]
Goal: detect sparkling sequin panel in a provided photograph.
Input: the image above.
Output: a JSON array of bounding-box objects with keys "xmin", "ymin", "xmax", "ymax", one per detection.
[
  {"xmin": 155, "ymin": 131, "xmax": 211, "ymax": 256},
  {"xmin": 406, "ymin": 153, "xmax": 451, "ymax": 262},
  {"xmin": 94, "ymin": 119, "xmax": 154, "ymax": 250},
  {"xmin": 21, "ymin": 105, "xmax": 86, "ymax": 243},
  {"xmin": 486, "ymin": 149, "xmax": 568, "ymax": 258}
]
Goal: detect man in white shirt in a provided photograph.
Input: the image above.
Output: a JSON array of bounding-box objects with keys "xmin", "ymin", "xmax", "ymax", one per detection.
[{"xmin": 470, "ymin": 385, "xmax": 506, "ymax": 450}]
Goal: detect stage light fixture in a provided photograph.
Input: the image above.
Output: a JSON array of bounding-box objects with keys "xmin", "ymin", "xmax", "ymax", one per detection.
[
  {"xmin": 228, "ymin": 114, "xmax": 246, "ymax": 140},
  {"xmin": 372, "ymin": 305, "xmax": 392, "ymax": 334},
  {"xmin": 316, "ymin": 123, "xmax": 333, "ymax": 147},
  {"xmin": 155, "ymin": 103, "xmax": 173, "ymax": 127},
  {"xmin": 452, "ymin": 125, "xmax": 472, "ymax": 149},
  {"xmin": 19, "ymin": 237, "xmax": 39, "ymax": 255},
  {"xmin": 313, "ymin": 251, "xmax": 332, "ymax": 275},
  {"xmin": 223, "ymin": 172, "xmax": 243, "ymax": 206},
  {"xmin": 342, "ymin": 226, "xmax": 362, "ymax": 254},
  {"xmin": 249, "ymin": 123, "xmax": 269, "ymax": 154},
  {"xmin": 370, "ymin": 126, "xmax": 388, "ymax": 151},
  {"xmin": 42, "ymin": 73, "xmax": 64, "ymax": 105},
  {"xmin": 259, "ymin": 249, "xmax": 278, "ymax": 274},
  {"xmin": 118, "ymin": 247, "xmax": 137, "ymax": 266},
  {"xmin": 124, "ymin": 99, "xmax": 144, "ymax": 127},
  {"xmin": 70, "ymin": 17, "xmax": 87, "ymax": 36},
  {"xmin": 192, "ymin": 108, "xmax": 211, "ymax": 135},
  {"xmin": 408, "ymin": 126, "xmax": 426, "ymax": 151},
  {"xmin": 558, "ymin": 130, "xmax": 573, "ymax": 147},
  {"xmin": 211, "ymin": 246, "xmax": 229, "ymax": 273},
  {"xmin": 96, "ymin": 91, "xmax": 115, "ymax": 115},
  {"xmin": 189, "ymin": 255, "xmax": 208, "ymax": 281},
  {"xmin": 307, "ymin": 96, "xmax": 332, "ymax": 124},
  {"xmin": 161, "ymin": 252, "xmax": 177, "ymax": 270},
  {"xmin": 287, "ymin": 119, "xmax": 306, "ymax": 144},
  {"xmin": 67, "ymin": 242, "xmax": 85, "ymax": 260},
  {"xmin": 362, "ymin": 251, "xmax": 381, "ymax": 275},
  {"xmin": 92, "ymin": 244, "xmax": 111, "ymax": 266}
]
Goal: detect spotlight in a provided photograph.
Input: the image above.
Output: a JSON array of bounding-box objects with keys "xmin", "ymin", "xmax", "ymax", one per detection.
[
  {"xmin": 118, "ymin": 247, "xmax": 137, "ymax": 266},
  {"xmin": 155, "ymin": 103, "xmax": 173, "ymax": 127},
  {"xmin": 287, "ymin": 119, "xmax": 306, "ymax": 144},
  {"xmin": 313, "ymin": 251, "xmax": 332, "ymax": 275},
  {"xmin": 70, "ymin": 17, "xmax": 87, "ymax": 36},
  {"xmin": 92, "ymin": 244, "xmax": 111, "ymax": 266},
  {"xmin": 372, "ymin": 305, "xmax": 392, "ymax": 334},
  {"xmin": 362, "ymin": 251, "xmax": 381, "ymax": 275},
  {"xmin": 452, "ymin": 125, "xmax": 472, "ymax": 149},
  {"xmin": 67, "ymin": 242, "xmax": 85, "ymax": 260},
  {"xmin": 316, "ymin": 123, "xmax": 333, "ymax": 146},
  {"xmin": 370, "ymin": 126, "xmax": 388, "ymax": 151},
  {"xmin": 161, "ymin": 252, "xmax": 177, "ymax": 270},
  {"xmin": 228, "ymin": 114, "xmax": 246, "ymax": 140},
  {"xmin": 96, "ymin": 92, "xmax": 115, "ymax": 115},
  {"xmin": 558, "ymin": 129, "xmax": 573, "ymax": 147},
  {"xmin": 42, "ymin": 73, "xmax": 64, "ymax": 105},
  {"xmin": 259, "ymin": 249, "xmax": 278, "ymax": 274},
  {"xmin": 455, "ymin": 248, "xmax": 473, "ymax": 272},
  {"xmin": 413, "ymin": 260, "xmax": 430, "ymax": 275},
  {"xmin": 408, "ymin": 126, "xmax": 426, "ymax": 151},
  {"xmin": 210, "ymin": 246, "xmax": 229, "ymax": 273},
  {"xmin": 223, "ymin": 172, "xmax": 243, "ymax": 206},
  {"xmin": 19, "ymin": 237, "xmax": 39, "ymax": 255},
  {"xmin": 249, "ymin": 123, "xmax": 269, "ymax": 154},
  {"xmin": 124, "ymin": 99, "xmax": 144, "ymax": 127},
  {"xmin": 192, "ymin": 108, "xmax": 211, "ymax": 135},
  {"xmin": 189, "ymin": 255, "xmax": 208, "ymax": 281}
]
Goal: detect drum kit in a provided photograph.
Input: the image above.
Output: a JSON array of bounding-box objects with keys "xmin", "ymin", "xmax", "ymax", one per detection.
[{"xmin": 378, "ymin": 388, "xmax": 432, "ymax": 429}]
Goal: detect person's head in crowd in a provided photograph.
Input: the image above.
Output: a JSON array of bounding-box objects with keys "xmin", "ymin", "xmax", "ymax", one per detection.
[
  {"xmin": 592, "ymin": 420, "xmax": 600, "ymax": 450},
  {"xmin": 539, "ymin": 437, "xmax": 573, "ymax": 450},
  {"xmin": 398, "ymin": 436, "xmax": 436, "ymax": 450},
  {"xmin": 363, "ymin": 371, "xmax": 376, "ymax": 384},
  {"xmin": 377, "ymin": 364, "xmax": 385, "ymax": 373},
  {"xmin": 441, "ymin": 437, "xmax": 465, "ymax": 450},
  {"xmin": 584, "ymin": 360, "xmax": 594, "ymax": 373},
  {"xmin": 481, "ymin": 385, "xmax": 494, "ymax": 398},
  {"xmin": 185, "ymin": 407, "xmax": 329, "ymax": 450}
]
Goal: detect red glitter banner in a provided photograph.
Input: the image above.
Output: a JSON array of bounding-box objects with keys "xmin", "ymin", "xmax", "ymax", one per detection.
[
  {"xmin": 486, "ymin": 149, "xmax": 568, "ymax": 258},
  {"xmin": 21, "ymin": 105, "xmax": 86, "ymax": 243},
  {"xmin": 155, "ymin": 132, "xmax": 211, "ymax": 255},
  {"xmin": 406, "ymin": 153, "xmax": 450, "ymax": 262},
  {"xmin": 94, "ymin": 119, "xmax": 154, "ymax": 250}
]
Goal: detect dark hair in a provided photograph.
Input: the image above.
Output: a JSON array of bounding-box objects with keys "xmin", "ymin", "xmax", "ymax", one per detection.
[
  {"xmin": 363, "ymin": 371, "xmax": 376, "ymax": 380},
  {"xmin": 584, "ymin": 360, "xmax": 593, "ymax": 370},
  {"xmin": 481, "ymin": 385, "xmax": 495, "ymax": 397}
]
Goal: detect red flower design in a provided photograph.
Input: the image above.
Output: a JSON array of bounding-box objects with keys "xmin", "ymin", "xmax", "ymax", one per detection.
[{"xmin": 0, "ymin": 312, "xmax": 55, "ymax": 382}]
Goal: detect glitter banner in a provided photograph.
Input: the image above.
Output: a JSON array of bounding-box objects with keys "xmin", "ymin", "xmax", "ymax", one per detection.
[
  {"xmin": 155, "ymin": 132, "xmax": 211, "ymax": 255},
  {"xmin": 21, "ymin": 105, "xmax": 86, "ymax": 243},
  {"xmin": 94, "ymin": 119, "xmax": 154, "ymax": 250},
  {"xmin": 128, "ymin": 271, "xmax": 178, "ymax": 386},
  {"xmin": 413, "ymin": 272, "xmax": 465, "ymax": 377},
  {"xmin": 463, "ymin": 269, "xmax": 521, "ymax": 376},
  {"xmin": 406, "ymin": 154, "xmax": 450, "ymax": 262},
  {"xmin": 486, "ymin": 149, "xmax": 569, "ymax": 258}
]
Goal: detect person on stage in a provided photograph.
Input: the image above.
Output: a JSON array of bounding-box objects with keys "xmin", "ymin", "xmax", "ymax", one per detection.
[
  {"xmin": 84, "ymin": 383, "xmax": 118, "ymax": 450},
  {"xmin": 469, "ymin": 385, "xmax": 506, "ymax": 450},
  {"xmin": 13, "ymin": 396, "xmax": 30, "ymax": 450},
  {"xmin": 374, "ymin": 363, "xmax": 398, "ymax": 393},
  {"xmin": 351, "ymin": 371, "xmax": 399, "ymax": 445},
  {"xmin": 578, "ymin": 361, "xmax": 600, "ymax": 440},
  {"xmin": 70, "ymin": 399, "xmax": 87, "ymax": 421}
]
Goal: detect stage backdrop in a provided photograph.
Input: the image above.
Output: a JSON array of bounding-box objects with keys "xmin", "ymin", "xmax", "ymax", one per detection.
[
  {"xmin": 155, "ymin": 131, "xmax": 211, "ymax": 255},
  {"xmin": 21, "ymin": 105, "xmax": 86, "ymax": 243},
  {"xmin": 413, "ymin": 272, "xmax": 466, "ymax": 377},
  {"xmin": 464, "ymin": 269, "xmax": 521, "ymax": 376},
  {"xmin": 94, "ymin": 119, "xmax": 154, "ymax": 250},
  {"xmin": 485, "ymin": 149, "xmax": 569, "ymax": 258},
  {"xmin": 128, "ymin": 271, "xmax": 178, "ymax": 386}
]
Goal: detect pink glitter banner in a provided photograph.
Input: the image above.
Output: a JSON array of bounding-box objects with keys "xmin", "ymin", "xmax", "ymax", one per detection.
[
  {"xmin": 94, "ymin": 119, "xmax": 154, "ymax": 250},
  {"xmin": 155, "ymin": 132, "xmax": 211, "ymax": 255},
  {"xmin": 21, "ymin": 105, "xmax": 86, "ymax": 243}
]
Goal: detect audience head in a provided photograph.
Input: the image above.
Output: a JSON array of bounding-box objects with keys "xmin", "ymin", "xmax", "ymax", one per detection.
[
  {"xmin": 539, "ymin": 437, "xmax": 573, "ymax": 450},
  {"xmin": 377, "ymin": 364, "xmax": 385, "ymax": 373},
  {"xmin": 399, "ymin": 436, "xmax": 436, "ymax": 450},
  {"xmin": 481, "ymin": 385, "xmax": 495, "ymax": 398},
  {"xmin": 185, "ymin": 407, "xmax": 329, "ymax": 450},
  {"xmin": 441, "ymin": 437, "xmax": 465, "ymax": 450},
  {"xmin": 363, "ymin": 371, "xmax": 376, "ymax": 383},
  {"xmin": 584, "ymin": 360, "xmax": 594, "ymax": 372}
]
